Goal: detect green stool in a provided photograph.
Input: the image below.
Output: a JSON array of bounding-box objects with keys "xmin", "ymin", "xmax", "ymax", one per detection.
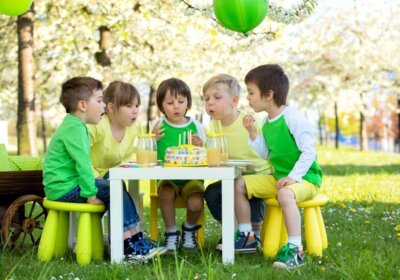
[{"xmin": 38, "ymin": 199, "xmax": 106, "ymax": 265}]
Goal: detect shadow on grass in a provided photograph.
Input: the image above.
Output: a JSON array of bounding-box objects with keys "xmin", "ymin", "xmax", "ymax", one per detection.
[{"xmin": 320, "ymin": 164, "xmax": 400, "ymax": 176}]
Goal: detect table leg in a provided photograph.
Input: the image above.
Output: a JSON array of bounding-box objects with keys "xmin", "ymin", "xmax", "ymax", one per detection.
[
  {"xmin": 110, "ymin": 178, "xmax": 124, "ymax": 263},
  {"xmin": 222, "ymin": 178, "xmax": 235, "ymax": 264}
]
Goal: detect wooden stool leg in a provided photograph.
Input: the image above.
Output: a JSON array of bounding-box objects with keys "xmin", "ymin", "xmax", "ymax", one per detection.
[
  {"xmin": 38, "ymin": 209, "xmax": 59, "ymax": 261},
  {"xmin": 150, "ymin": 197, "xmax": 158, "ymax": 241},
  {"xmin": 91, "ymin": 213, "xmax": 104, "ymax": 261},
  {"xmin": 197, "ymin": 209, "xmax": 205, "ymax": 247},
  {"xmin": 304, "ymin": 207, "xmax": 322, "ymax": 256},
  {"xmin": 54, "ymin": 211, "xmax": 69, "ymax": 257},
  {"xmin": 263, "ymin": 206, "xmax": 283, "ymax": 257},
  {"xmin": 316, "ymin": 206, "xmax": 328, "ymax": 249},
  {"xmin": 76, "ymin": 213, "xmax": 92, "ymax": 265}
]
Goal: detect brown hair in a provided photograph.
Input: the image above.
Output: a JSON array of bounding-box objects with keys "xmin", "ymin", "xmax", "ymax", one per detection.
[
  {"xmin": 60, "ymin": 77, "xmax": 103, "ymax": 113},
  {"xmin": 103, "ymin": 81, "xmax": 141, "ymax": 111},
  {"xmin": 156, "ymin": 78, "xmax": 192, "ymax": 114},
  {"xmin": 245, "ymin": 64, "xmax": 289, "ymax": 107},
  {"xmin": 202, "ymin": 74, "xmax": 241, "ymax": 97}
]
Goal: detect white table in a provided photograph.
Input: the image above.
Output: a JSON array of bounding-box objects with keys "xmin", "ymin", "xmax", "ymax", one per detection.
[{"xmin": 109, "ymin": 166, "xmax": 241, "ymax": 264}]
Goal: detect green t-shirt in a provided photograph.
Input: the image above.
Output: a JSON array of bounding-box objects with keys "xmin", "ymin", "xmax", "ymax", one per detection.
[
  {"xmin": 261, "ymin": 107, "xmax": 322, "ymax": 186},
  {"xmin": 43, "ymin": 114, "xmax": 97, "ymax": 200}
]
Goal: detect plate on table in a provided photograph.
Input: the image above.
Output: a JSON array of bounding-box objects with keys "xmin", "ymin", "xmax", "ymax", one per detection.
[{"xmin": 222, "ymin": 159, "xmax": 252, "ymax": 167}]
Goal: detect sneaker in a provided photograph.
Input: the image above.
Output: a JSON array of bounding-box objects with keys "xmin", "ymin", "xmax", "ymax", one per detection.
[
  {"xmin": 234, "ymin": 230, "xmax": 257, "ymax": 253},
  {"xmin": 272, "ymin": 243, "xmax": 305, "ymax": 269},
  {"xmin": 181, "ymin": 224, "xmax": 202, "ymax": 250},
  {"xmin": 164, "ymin": 231, "xmax": 180, "ymax": 252},
  {"xmin": 125, "ymin": 233, "xmax": 168, "ymax": 262}
]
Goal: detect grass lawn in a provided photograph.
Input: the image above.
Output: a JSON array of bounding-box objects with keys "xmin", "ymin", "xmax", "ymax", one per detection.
[{"xmin": 1, "ymin": 147, "xmax": 399, "ymax": 279}]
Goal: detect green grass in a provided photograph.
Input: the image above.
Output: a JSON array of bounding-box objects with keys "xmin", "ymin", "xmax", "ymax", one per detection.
[{"xmin": 1, "ymin": 147, "xmax": 399, "ymax": 279}]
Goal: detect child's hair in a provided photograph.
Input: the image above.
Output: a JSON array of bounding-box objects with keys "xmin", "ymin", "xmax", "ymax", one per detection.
[
  {"xmin": 103, "ymin": 81, "xmax": 141, "ymax": 111},
  {"xmin": 156, "ymin": 78, "xmax": 192, "ymax": 114},
  {"xmin": 60, "ymin": 77, "xmax": 103, "ymax": 113},
  {"xmin": 202, "ymin": 74, "xmax": 241, "ymax": 97},
  {"xmin": 245, "ymin": 64, "xmax": 289, "ymax": 107}
]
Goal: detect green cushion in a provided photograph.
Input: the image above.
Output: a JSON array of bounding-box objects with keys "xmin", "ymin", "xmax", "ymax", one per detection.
[
  {"xmin": 0, "ymin": 144, "xmax": 43, "ymax": 171},
  {"xmin": 0, "ymin": 144, "xmax": 13, "ymax": 171}
]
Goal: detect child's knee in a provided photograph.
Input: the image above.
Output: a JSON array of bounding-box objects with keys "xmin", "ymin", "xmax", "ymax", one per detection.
[
  {"xmin": 277, "ymin": 188, "xmax": 295, "ymax": 204},
  {"xmin": 186, "ymin": 193, "xmax": 203, "ymax": 212},
  {"xmin": 159, "ymin": 185, "xmax": 175, "ymax": 199},
  {"xmin": 234, "ymin": 177, "xmax": 247, "ymax": 195}
]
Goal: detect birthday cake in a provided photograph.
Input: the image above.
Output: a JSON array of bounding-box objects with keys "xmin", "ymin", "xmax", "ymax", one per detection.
[{"xmin": 164, "ymin": 145, "xmax": 208, "ymax": 167}]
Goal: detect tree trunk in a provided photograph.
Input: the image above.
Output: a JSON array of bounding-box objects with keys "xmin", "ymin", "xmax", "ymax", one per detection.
[
  {"xmin": 318, "ymin": 113, "xmax": 324, "ymax": 145},
  {"xmin": 40, "ymin": 101, "xmax": 47, "ymax": 153},
  {"xmin": 17, "ymin": 5, "xmax": 37, "ymax": 156},
  {"xmin": 95, "ymin": 26, "xmax": 112, "ymax": 84},
  {"xmin": 147, "ymin": 85, "xmax": 159, "ymax": 122},
  {"xmin": 359, "ymin": 92, "xmax": 368, "ymax": 151},
  {"xmin": 334, "ymin": 101, "xmax": 339, "ymax": 149}
]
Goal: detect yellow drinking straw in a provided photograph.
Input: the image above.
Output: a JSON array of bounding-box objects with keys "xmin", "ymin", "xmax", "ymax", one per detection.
[{"xmin": 218, "ymin": 120, "xmax": 222, "ymax": 135}]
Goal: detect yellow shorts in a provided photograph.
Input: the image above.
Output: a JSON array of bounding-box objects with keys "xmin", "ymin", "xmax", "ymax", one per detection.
[
  {"xmin": 242, "ymin": 174, "xmax": 319, "ymax": 203},
  {"xmin": 158, "ymin": 180, "xmax": 204, "ymax": 201}
]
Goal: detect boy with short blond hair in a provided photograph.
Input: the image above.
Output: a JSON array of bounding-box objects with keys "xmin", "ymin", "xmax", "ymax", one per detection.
[{"xmin": 202, "ymin": 74, "xmax": 273, "ymax": 252}]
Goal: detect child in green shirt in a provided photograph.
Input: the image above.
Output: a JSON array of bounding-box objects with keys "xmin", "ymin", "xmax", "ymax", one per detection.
[
  {"xmin": 152, "ymin": 78, "xmax": 206, "ymax": 252},
  {"xmin": 43, "ymin": 77, "xmax": 158, "ymax": 261}
]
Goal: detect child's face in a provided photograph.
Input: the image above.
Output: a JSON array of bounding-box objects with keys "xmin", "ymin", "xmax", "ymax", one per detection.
[
  {"xmin": 203, "ymin": 85, "xmax": 237, "ymax": 121},
  {"xmin": 246, "ymin": 82, "xmax": 267, "ymax": 113},
  {"xmin": 162, "ymin": 91, "xmax": 188, "ymax": 125},
  {"xmin": 114, "ymin": 97, "xmax": 140, "ymax": 127},
  {"xmin": 85, "ymin": 89, "xmax": 105, "ymax": 124}
]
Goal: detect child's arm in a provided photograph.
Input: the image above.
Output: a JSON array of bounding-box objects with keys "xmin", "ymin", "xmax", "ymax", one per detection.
[
  {"xmin": 64, "ymin": 126, "xmax": 98, "ymax": 198},
  {"xmin": 243, "ymin": 114, "xmax": 269, "ymax": 159},
  {"xmin": 285, "ymin": 107, "xmax": 317, "ymax": 183}
]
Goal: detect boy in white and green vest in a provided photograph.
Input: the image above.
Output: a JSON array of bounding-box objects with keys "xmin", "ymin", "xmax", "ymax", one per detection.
[{"xmin": 234, "ymin": 64, "xmax": 322, "ymax": 269}]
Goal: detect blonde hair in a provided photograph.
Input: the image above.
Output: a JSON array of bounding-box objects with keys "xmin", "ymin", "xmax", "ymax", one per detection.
[{"xmin": 202, "ymin": 74, "xmax": 241, "ymax": 97}]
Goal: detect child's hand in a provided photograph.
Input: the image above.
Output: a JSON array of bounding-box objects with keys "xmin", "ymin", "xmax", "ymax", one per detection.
[
  {"xmin": 276, "ymin": 177, "xmax": 295, "ymax": 190},
  {"xmin": 152, "ymin": 121, "xmax": 164, "ymax": 140},
  {"xmin": 87, "ymin": 196, "xmax": 104, "ymax": 205},
  {"xmin": 192, "ymin": 134, "xmax": 203, "ymax": 146},
  {"xmin": 243, "ymin": 114, "xmax": 257, "ymax": 140}
]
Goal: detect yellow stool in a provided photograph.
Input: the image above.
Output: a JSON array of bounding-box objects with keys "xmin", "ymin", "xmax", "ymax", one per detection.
[
  {"xmin": 260, "ymin": 194, "xmax": 328, "ymax": 257},
  {"xmin": 38, "ymin": 199, "xmax": 105, "ymax": 265},
  {"xmin": 149, "ymin": 180, "xmax": 205, "ymax": 247}
]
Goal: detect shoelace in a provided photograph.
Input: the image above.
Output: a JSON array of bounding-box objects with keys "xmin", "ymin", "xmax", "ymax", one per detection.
[
  {"xmin": 276, "ymin": 244, "xmax": 296, "ymax": 262},
  {"xmin": 165, "ymin": 232, "xmax": 179, "ymax": 249}
]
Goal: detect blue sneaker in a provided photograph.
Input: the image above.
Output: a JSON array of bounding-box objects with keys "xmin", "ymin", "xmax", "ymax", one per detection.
[
  {"xmin": 125, "ymin": 232, "xmax": 167, "ymax": 262},
  {"xmin": 234, "ymin": 231, "xmax": 257, "ymax": 253},
  {"xmin": 272, "ymin": 243, "xmax": 305, "ymax": 269}
]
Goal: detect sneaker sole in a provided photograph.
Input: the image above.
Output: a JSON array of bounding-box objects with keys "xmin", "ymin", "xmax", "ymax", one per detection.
[
  {"xmin": 272, "ymin": 261, "xmax": 304, "ymax": 269},
  {"xmin": 235, "ymin": 248, "xmax": 257, "ymax": 253}
]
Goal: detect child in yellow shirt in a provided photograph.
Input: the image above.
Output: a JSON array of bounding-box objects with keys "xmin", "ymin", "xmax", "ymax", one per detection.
[{"xmin": 202, "ymin": 74, "xmax": 273, "ymax": 251}]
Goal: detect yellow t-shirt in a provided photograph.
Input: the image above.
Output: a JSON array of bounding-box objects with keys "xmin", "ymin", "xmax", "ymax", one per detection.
[
  {"xmin": 210, "ymin": 112, "xmax": 273, "ymax": 175},
  {"xmin": 87, "ymin": 115, "xmax": 138, "ymax": 178}
]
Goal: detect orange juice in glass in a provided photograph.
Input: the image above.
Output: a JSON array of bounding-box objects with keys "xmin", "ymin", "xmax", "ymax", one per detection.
[
  {"xmin": 206, "ymin": 134, "xmax": 221, "ymax": 166},
  {"xmin": 137, "ymin": 133, "xmax": 157, "ymax": 166}
]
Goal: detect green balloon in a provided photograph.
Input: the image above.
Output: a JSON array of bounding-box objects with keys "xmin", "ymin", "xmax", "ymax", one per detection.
[
  {"xmin": 213, "ymin": 0, "xmax": 268, "ymax": 34},
  {"xmin": 0, "ymin": 0, "xmax": 33, "ymax": 16}
]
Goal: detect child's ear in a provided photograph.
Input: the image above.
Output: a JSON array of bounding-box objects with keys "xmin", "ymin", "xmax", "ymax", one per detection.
[
  {"xmin": 231, "ymin": 95, "xmax": 239, "ymax": 107},
  {"xmin": 76, "ymin": 100, "xmax": 87, "ymax": 112},
  {"xmin": 106, "ymin": 102, "xmax": 115, "ymax": 113},
  {"xmin": 266, "ymin": 90, "xmax": 274, "ymax": 100}
]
